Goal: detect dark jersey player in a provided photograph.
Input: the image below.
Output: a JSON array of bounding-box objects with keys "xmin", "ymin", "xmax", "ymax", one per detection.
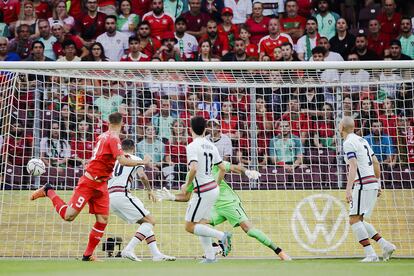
[{"xmin": 30, "ymin": 112, "xmax": 151, "ymax": 261}]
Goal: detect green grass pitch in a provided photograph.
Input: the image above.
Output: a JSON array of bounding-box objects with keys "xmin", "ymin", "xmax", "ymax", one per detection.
[{"xmin": 0, "ymin": 259, "xmax": 413, "ymax": 276}]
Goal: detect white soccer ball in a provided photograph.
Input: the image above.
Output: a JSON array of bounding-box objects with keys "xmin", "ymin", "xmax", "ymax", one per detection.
[{"xmin": 26, "ymin": 158, "xmax": 46, "ymax": 176}]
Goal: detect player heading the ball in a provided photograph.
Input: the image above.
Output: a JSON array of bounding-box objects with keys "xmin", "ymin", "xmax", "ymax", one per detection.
[
  {"xmin": 30, "ymin": 112, "xmax": 151, "ymax": 261},
  {"xmin": 340, "ymin": 116, "xmax": 396, "ymax": 262}
]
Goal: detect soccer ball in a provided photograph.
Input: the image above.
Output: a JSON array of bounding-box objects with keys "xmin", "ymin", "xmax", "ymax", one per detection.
[{"xmin": 26, "ymin": 158, "xmax": 46, "ymax": 176}]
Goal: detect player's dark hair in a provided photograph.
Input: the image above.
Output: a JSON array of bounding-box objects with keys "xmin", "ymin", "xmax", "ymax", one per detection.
[
  {"xmin": 191, "ymin": 116, "xmax": 206, "ymax": 135},
  {"xmin": 121, "ymin": 139, "xmax": 135, "ymax": 151},
  {"xmin": 108, "ymin": 112, "xmax": 123, "ymax": 124}
]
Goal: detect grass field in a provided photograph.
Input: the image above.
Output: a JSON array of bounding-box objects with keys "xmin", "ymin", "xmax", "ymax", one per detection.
[{"xmin": 0, "ymin": 259, "xmax": 413, "ymax": 276}]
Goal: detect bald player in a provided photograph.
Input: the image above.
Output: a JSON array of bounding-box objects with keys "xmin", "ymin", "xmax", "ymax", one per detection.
[{"xmin": 339, "ymin": 117, "xmax": 396, "ymax": 262}]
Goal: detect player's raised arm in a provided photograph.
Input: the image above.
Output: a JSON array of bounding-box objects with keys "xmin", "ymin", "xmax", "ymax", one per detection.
[
  {"xmin": 229, "ymin": 163, "xmax": 262, "ymax": 180},
  {"xmin": 117, "ymin": 154, "xmax": 151, "ymax": 167}
]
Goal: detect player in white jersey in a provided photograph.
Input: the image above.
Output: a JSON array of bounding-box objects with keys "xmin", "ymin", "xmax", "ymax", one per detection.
[
  {"xmin": 156, "ymin": 116, "xmax": 232, "ymax": 263},
  {"xmin": 340, "ymin": 117, "xmax": 396, "ymax": 262},
  {"xmin": 108, "ymin": 139, "xmax": 175, "ymax": 262}
]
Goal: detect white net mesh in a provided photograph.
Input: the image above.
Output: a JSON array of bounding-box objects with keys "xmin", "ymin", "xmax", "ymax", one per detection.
[{"xmin": 0, "ymin": 62, "xmax": 413, "ymax": 258}]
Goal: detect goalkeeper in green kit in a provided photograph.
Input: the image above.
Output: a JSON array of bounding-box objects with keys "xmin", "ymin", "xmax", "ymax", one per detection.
[{"xmin": 157, "ymin": 161, "xmax": 291, "ymax": 261}]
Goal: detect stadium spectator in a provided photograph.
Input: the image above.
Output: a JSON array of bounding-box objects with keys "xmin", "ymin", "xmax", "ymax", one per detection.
[
  {"xmin": 164, "ymin": 0, "xmax": 188, "ymax": 20},
  {"xmin": 389, "ymin": 39, "xmax": 412, "ymax": 60},
  {"xmin": 2, "ymin": 120, "xmax": 33, "ymax": 166},
  {"xmin": 358, "ymin": 0, "xmax": 382, "ymax": 32},
  {"xmin": 396, "ymin": 82, "xmax": 413, "ymax": 118},
  {"xmin": 364, "ymin": 119, "xmax": 397, "ymax": 169},
  {"xmin": 220, "ymin": 100, "xmax": 240, "ymax": 140},
  {"xmin": 182, "ymin": 0, "xmax": 210, "ymax": 40},
  {"xmin": 200, "ymin": 0, "xmax": 223, "ymax": 23},
  {"xmin": 61, "ymin": 82, "xmax": 94, "ymax": 113},
  {"xmin": 297, "ymin": 17, "xmax": 319, "ymax": 61},
  {"xmin": 329, "ymin": 18, "xmax": 355, "ymax": 60},
  {"xmin": 164, "ymin": 119, "xmax": 188, "ymax": 186},
  {"xmin": 154, "ymin": 32, "xmax": 182, "ymax": 61},
  {"xmin": 399, "ymin": 17, "xmax": 414, "ymax": 60},
  {"xmin": 378, "ymin": 58, "xmax": 403, "ymax": 100},
  {"xmin": 197, "ymin": 39, "xmax": 217, "ymax": 61},
  {"xmin": 0, "ymin": 0, "xmax": 20, "ymax": 28},
  {"xmin": 97, "ymin": 0, "xmax": 117, "ymax": 16},
  {"xmin": 239, "ymin": 27, "xmax": 259, "ymax": 59},
  {"xmin": 52, "ymin": 21, "xmax": 89, "ymax": 59},
  {"xmin": 0, "ymin": 11, "xmax": 9, "ymax": 37},
  {"xmin": 40, "ymin": 121, "xmax": 71, "ymax": 173},
  {"xmin": 299, "ymin": 86, "xmax": 324, "ymax": 121},
  {"xmin": 253, "ymin": 0, "xmax": 284, "ymax": 18},
  {"xmin": 269, "ymin": 120, "xmax": 305, "ymax": 173},
  {"xmin": 379, "ymin": 97, "xmax": 398, "ymax": 143},
  {"xmin": 142, "ymin": 0, "xmax": 175, "ymax": 40},
  {"xmin": 311, "ymin": 36, "xmax": 343, "ymax": 61},
  {"xmin": 131, "ymin": 0, "xmax": 152, "ymax": 18},
  {"xmin": 24, "ymin": 40, "xmax": 53, "ymax": 61},
  {"xmin": 0, "ymin": 37, "xmax": 20, "ymax": 61},
  {"xmin": 136, "ymin": 21, "xmax": 162, "ymax": 59},
  {"xmin": 281, "ymin": 96, "xmax": 311, "ymax": 146},
  {"xmin": 280, "ymin": 0, "xmax": 306, "ymax": 44},
  {"xmin": 82, "ymin": 42, "xmax": 109, "ymax": 61},
  {"xmin": 196, "ymin": 86, "xmax": 221, "ymax": 119},
  {"xmin": 175, "ymin": 17, "xmax": 198, "ymax": 60},
  {"xmin": 8, "ymin": 24, "xmax": 33, "ymax": 59},
  {"xmin": 281, "ymin": 42, "xmax": 299, "ymax": 61},
  {"xmin": 116, "ymin": 0, "xmax": 140, "ymax": 37},
  {"xmin": 152, "ymin": 97, "xmax": 176, "ymax": 143},
  {"xmin": 224, "ymin": 0, "xmax": 251, "ymax": 25},
  {"xmin": 96, "ymin": 15, "xmax": 129, "ymax": 61},
  {"xmin": 37, "ymin": 19, "xmax": 56, "ymax": 60},
  {"xmin": 339, "ymin": 95, "xmax": 358, "ymax": 119},
  {"xmin": 377, "ymin": 0, "xmax": 401, "ymax": 47},
  {"xmin": 94, "ymin": 80, "xmax": 125, "ymax": 121},
  {"xmin": 340, "ymin": 52, "xmax": 370, "ymax": 95},
  {"xmin": 245, "ymin": 3, "xmax": 270, "ymax": 46},
  {"xmin": 367, "ymin": 19, "xmax": 387, "ymax": 58},
  {"xmin": 355, "ymin": 97, "xmax": 377, "ymax": 137},
  {"xmin": 49, "ymin": 0, "xmax": 75, "ymax": 34},
  {"xmin": 137, "ymin": 124, "xmax": 166, "ymax": 171},
  {"xmin": 200, "ymin": 19, "xmax": 230, "ymax": 57},
  {"xmin": 120, "ymin": 36, "xmax": 150, "ymax": 61},
  {"xmin": 222, "ymin": 38, "xmax": 248, "ymax": 61},
  {"xmin": 218, "ymin": 7, "xmax": 238, "ymax": 49},
  {"xmin": 57, "ymin": 39, "xmax": 81, "ymax": 61},
  {"xmin": 396, "ymin": 116, "xmax": 414, "ymax": 167},
  {"xmin": 296, "ymin": 0, "xmax": 313, "ymax": 18},
  {"xmin": 354, "ymin": 33, "xmax": 380, "ymax": 61},
  {"xmin": 313, "ymin": 103, "xmax": 336, "ymax": 151},
  {"xmin": 76, "ymin": 0, "xmax": 106, "ymax": 45},
  {"xmin": 315, "ymin": 0, "xmax": 339, "ymax": 40},
  {"xmin": 206, "ymin": 118, "xmax": 233, "ymax": 161},
  {"xmin": 15, "ymin": 1, "xmax": 40, "ymax": 39},
  {"xmin": 259, "ymin": 18, "xmax": 293, "ymax": 60},
  {"xmin": 179, "ymin": 93, "xmax": 210, "ymax": 127},
  {"xmin": 70, "ymin": 119, "xmax": 94, "ymax": 167}
]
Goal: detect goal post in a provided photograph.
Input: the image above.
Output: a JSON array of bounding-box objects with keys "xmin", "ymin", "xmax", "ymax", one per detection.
[{"xmin": 0, "ymin": 61, "xmax": 413, "ymax": 258}]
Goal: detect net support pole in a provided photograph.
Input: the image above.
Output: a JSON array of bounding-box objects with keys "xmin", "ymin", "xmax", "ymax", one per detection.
[
  {"xmin": 33, "ymin": 75, "xmax": 42, "ymax": 188},
  {"xmin": 335, "ymin": 86, "xmax": 344, "ymax": 189},
  {"xmin": 249, "ymin": 87, "xmax": 259, "ymax": 188}
]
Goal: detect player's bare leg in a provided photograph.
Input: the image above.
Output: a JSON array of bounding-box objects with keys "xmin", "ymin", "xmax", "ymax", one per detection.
[
  {"xmin": 350, "ymin": 215, "xmax": 379, "ymax": 262},
  {"xmin": 186, "ymin": 220, "xmax": 232, "ymax": 261},
  {"xmin": 239, "ymin": 220, "xmax": 291, "ymax": 261},
  {"xmin": 122, "ymin": 215, "xmax": 175, "ymax": 262}
]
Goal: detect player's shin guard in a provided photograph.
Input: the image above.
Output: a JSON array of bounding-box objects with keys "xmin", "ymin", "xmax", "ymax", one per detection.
[
  {"xmin": 83, "ymin": 222, "xmax": 107, "ymax": 257},
  {"xmin": 247, "ymin": 228, "xmax": 282, "ymax": 254},
  {"xmin": 47, "ymin": 189, "xmax": 68, "ymax": 220},
  {"xmin": 352, "ymin": 221, "xmax": 376, "ymax": 256},
  {"xmin": 194, "ymin": 224, "xmax": 224, "ymax": 240}
]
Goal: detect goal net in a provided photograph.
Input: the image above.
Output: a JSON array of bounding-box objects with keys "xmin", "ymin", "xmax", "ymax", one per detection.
[{"xmin": 0, "ymin": 61, "xmax": 413, "ymax": 259}]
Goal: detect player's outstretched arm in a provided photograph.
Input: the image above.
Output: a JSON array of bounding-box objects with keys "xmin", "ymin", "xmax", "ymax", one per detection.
[
  {"xmin": 346, "ymin": 159, "xmax": 358, "ymax": 203},
  {"xmin": 229, "ymin": 164, "xmax": 261, "ymax": 180},
  {"xmin": 137, "ymin": 167, "xmax": 156, "ymax": 202},
  {"xmin": 117, "ymin": 154, "xmax": 151, "ymax": 167},
  {"xmin": 156, "ymin": 187, "xmax": 191, "ymax": 202}
]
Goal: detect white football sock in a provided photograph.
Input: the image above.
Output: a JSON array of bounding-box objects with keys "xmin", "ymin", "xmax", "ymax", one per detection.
[
  {"xmin": 124, "ymin": 223, "xmax": 154, "ymax": 252},
  {"xmin": 352, "ymin": 221, "xmax": 376, "ymax": 256},
  {"xmin": 199, "ymin": 236, "xmax": 215, "ymax": 260},
  {"xmin": 194, "ymin": 224, "xmax": 224, "ymax": 240},
  {"xmin": 148, "ymin": 240, "xmax": 162, "ymax": 257},
  {"xmin": 363, "ymin": 221, "xmax": 390, "ymax": 249}
]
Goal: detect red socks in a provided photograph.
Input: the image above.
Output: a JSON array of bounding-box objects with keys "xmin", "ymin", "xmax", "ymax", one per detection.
[
  {"xmin": 47, "ymin": 189, "xmax": 68, "ymax": 220},
  {"xmin": 83, "ymin": 222, "xmax": 107, "ymax": 257}
]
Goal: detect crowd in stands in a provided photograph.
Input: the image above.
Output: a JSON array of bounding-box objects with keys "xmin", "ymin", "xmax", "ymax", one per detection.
[
  {"xmin": 0, "ymin": 0, "xmax": 413, "ymax": 62},
  {"xmin": 1, "ymin": 0, "xmax": 414, "ymax": 190}
]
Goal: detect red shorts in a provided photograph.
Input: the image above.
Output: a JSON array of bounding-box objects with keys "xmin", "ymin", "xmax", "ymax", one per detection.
[{"xmin": 68, "ymin": 176, "xmax": 109, "ymax": 215}]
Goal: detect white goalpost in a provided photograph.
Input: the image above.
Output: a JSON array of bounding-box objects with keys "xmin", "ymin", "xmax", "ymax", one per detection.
[{"xmin": 0, "ymin": 61, "xmax": 413, "ymax": 259}]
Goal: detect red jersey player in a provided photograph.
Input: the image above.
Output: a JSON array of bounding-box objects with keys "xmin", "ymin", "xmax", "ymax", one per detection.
[{"xmin": 30, "ymin": 112, "xmax": 151, "ymax": 261}]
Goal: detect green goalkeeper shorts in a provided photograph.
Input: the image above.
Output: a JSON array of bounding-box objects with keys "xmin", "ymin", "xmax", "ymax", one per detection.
[{"xmin": 210, "ymin": 203, "xmax": 249, "ymax": 227}]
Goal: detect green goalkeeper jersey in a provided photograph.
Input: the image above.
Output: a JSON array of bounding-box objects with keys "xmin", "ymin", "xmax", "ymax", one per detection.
[{"xmin": 186, "ymin": 161, "xmax": 240, "ymax": 207}]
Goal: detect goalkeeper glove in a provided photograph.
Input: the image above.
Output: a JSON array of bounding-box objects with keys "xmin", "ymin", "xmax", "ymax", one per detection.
[
  {"xmin": 245, "ymin": 170, "xmax": 261, "ymax": 180},
  {"xmin": 155, "ymin": 187, "xmax": 176, "ymax": 201}
]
